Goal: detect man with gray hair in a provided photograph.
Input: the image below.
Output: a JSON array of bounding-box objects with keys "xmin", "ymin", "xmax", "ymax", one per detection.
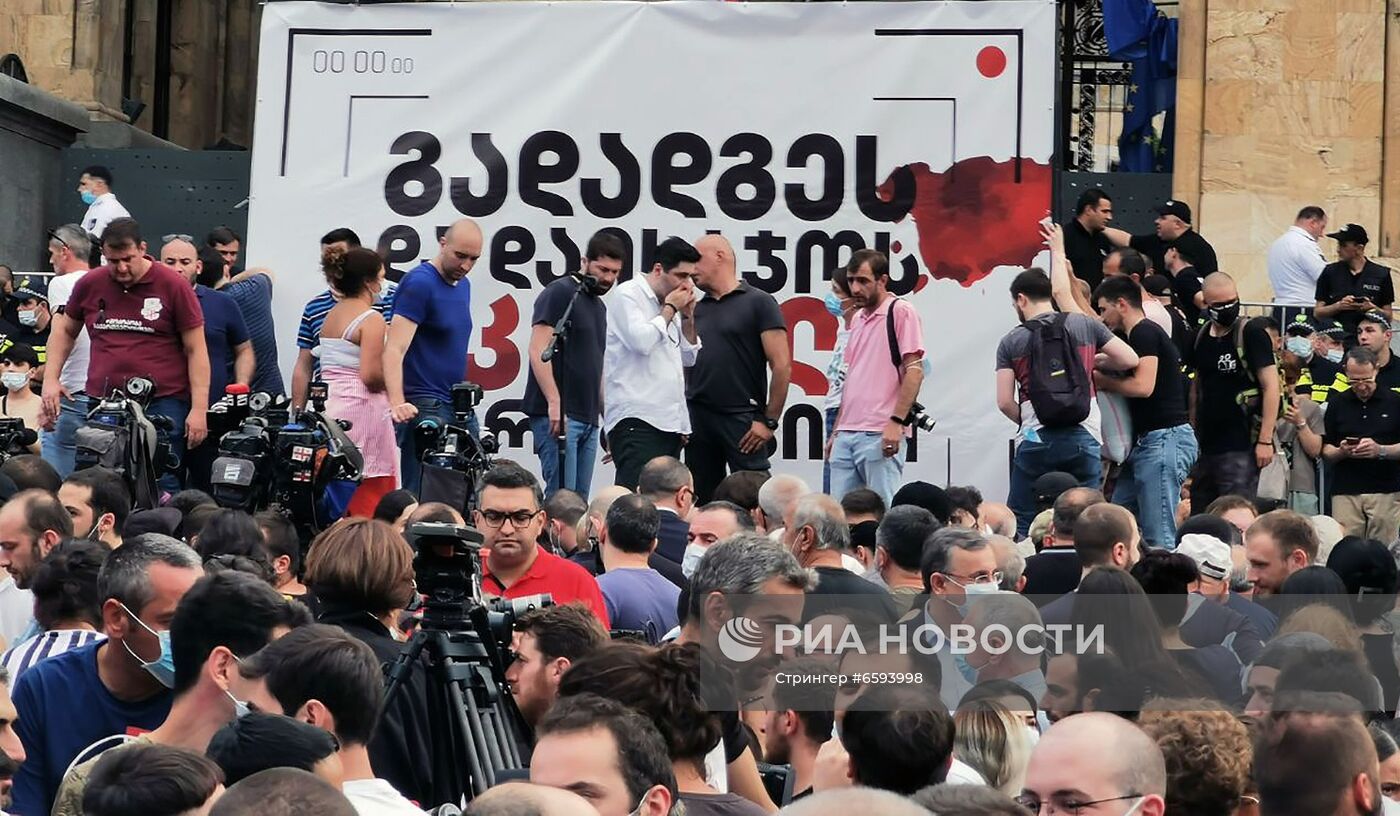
[
  {"xmin": 960, "ymin": 592, "xmax": 1047, "ymax": 701},
  {"xmin": 782, "ymin": 494, "xmax": 896, "ymax": 622},
  {"xmin": 987, "ymin": 535, "xmax": 1026, "ymax": 593},
  {"xmin": 757, "ymin": 473, "xmax": 809, "ymax": 536},
  {"xmin": 42, "ymin": 224, "xmax": 94, "ymax": 477},
  {"xmin": 1019, "ymin": 712, "xmax": 1167, "ymax": 816},
  {"xmin": 874, "ymin": 505, "xmax": 940, "ymax": 613},
  {"xmin": 912, "ymin": 527, "xmax": 999, "ymax": 708},
  {"xmin": 11, "ymin": 534, "xmax": 202, "ymax": 816},
  {"xmin": 679, "ymin": 532, "xmax": 813, "ymax": 666},
  {"xmin": 637, "ymin": 456, "xmax": 695, "ymax": 564}
]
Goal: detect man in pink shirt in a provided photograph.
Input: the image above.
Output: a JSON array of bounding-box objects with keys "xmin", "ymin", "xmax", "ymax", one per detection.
[{"xmin": 827, "ymin": 250, "xmax": 926, "ymax": 505}]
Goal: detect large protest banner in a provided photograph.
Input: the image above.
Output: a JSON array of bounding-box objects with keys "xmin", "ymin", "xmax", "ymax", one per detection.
[{"xmin": 249, "ymin": 0, "xmax": 1056, "ymax": 497}]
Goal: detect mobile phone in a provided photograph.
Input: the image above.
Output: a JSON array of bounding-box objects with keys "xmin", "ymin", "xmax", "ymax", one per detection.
[{"xmin": 1345, "ymin": 437, "xmax": 1361, "ymax": 446}]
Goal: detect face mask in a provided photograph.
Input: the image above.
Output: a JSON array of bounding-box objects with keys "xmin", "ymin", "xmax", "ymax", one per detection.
[
  {"xmin": 1121, "ymin": 797, "xmax": 1146, "ymax": 816},
  {"xmin": 86, "ymin": 519, "xmax": 105, "ymax": 542},
  {"xmin": 1207, "ymin": 301, "xmax": 1240, "ymax": 326},
  {"xmin": 0, "ymin": 373, "xmax": 27, "ymax": 392},
  {"xmin": 16, "ymin": 310, "xmax": 37, "ymax": 328},
  {"xmin": 953, "ymin": 652, "xmax": 981, "ymax": 684},
  {"xmin": 942, "ymin": 575, "xmax": 1000, "ymax": 615},
  {"xmin": 1036, "ymin": 710, "xmax": 1052, "ymax": 735},
  {"xmin": 823, "ymin": 292, "xmax": 845, "ymax": 317},
  {"xmin": 1285, "ymin": 336, "xmax": 1313, "ymax": 359},
  {"xmin": 226, "ymin": 688, "xmax": 251, "ymax": 719},
  {"xmin": 1327, "ymin": 348, "xmax": 1345, "ymax": 363},
  {"xmin": 80, "ymin": 190, "xmax": 97, "ymax": 206},
  {"xmin": 119, "ymin": 603, "xmax": 175, "ymax": 688},
  {"xmin": 682, "ymin": 543, "xmax": 708, "ymax": 579},
  {"xmin": 1023, "ymin": 723, "xmax": 1040, "ymax": 751}
]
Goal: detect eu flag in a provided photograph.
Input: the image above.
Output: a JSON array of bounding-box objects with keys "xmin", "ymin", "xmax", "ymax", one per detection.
[{"xmin": 1103, "ymin": 0, "xmax": 1178, "ymax": 173}]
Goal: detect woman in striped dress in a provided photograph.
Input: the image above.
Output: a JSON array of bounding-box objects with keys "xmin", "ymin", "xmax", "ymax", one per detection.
[{"xmin": 317, "ymin": 246, "xmax": 399, "ymax": 516}]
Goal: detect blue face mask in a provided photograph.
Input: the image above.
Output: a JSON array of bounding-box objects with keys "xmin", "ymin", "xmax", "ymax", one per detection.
[
  {"xmin": 1326, "ymin": 348, "xmax": 1344, "ymax": 364},
  {"xmin": 80, "ymin": 190, "xmax": 97, "ymax": 206},
  {"xmin": 823, "ymin": 292, "xmax": 845, "ymax": 318},
  {"xmin": 953, "ymin": 652, "xmax": 981, "ymax": 684},
  {"xmin": 120, "ymin": 603, "xmax": 175, "ymax": 688}
]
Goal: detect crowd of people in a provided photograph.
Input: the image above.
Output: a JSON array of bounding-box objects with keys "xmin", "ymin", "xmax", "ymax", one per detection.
[{"xmin": 0, "ymin": 170, "xmax": 1394, "ymax": 815}]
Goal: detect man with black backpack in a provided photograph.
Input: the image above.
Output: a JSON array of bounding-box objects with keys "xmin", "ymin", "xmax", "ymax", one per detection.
[
  {"xmin": 828, "ymin": 249, "xmax": 925, "ymax": 506},
  {"xmin": 996, "ymin": 269, "xmax": 1139, "ymax": 537},
  {"xmin": 1189, "ymin": 272, "xmax": 1281, "ymax": 513}
]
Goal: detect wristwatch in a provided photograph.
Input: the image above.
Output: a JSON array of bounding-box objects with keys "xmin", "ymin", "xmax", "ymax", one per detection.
[{"xmin": 762, "ymin": 416, "xmax": 779, "ymax": 431}]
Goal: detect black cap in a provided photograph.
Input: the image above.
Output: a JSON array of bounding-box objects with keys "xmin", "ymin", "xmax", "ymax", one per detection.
[
  {"xmin": 891, "ymin": 481, "xmax": 952, "ymax": 525},
  {"xmin": 1326, "ymin": 536, "xmax": 1398, "ymax": 597},
  {"xmin": 849, "ymin": 519, "xmax": 878, "ymax": 552},
  {"xmin": 1157, "ymin": 199, "xmax": 1192, "ymax": 224},
  {"xmin": 1359, "ymin": 310, "xmax": 1390, "ymax": 329},
  {"xmin": 1032, "ymin": 472, "xmax": 1079, "ymax": 510},
  {"xmin": 1141, "ymin": 274, "xmax": 1173, "ymax": 298},
  {"xmin": 10, "ymin": 275, "xmax": 47, "ymax": 303},
  {"xmin": 1318, "ymin": 320, "xmax": 1347, "ymax": 341},
  {"xmin": 1284, "ymin": 315, "xmax": 1317, "ymax": 338},
  {"xmin": 123, "ymin": 508, "xmax": 183, "ymax": 539},
  {"xmin": 0, "ymin": 343, "xmax": 38, "ymax": 369},
  {"xmin": 1327, "ymin": 223, "xmax": 1369, "ymax": 245}
]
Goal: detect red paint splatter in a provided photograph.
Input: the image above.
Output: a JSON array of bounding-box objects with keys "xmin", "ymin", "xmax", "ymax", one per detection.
[
  {"xmin": 977, "ymin": 46, "xmax": 1007, "ymax": 78},
  {"xmin": 469, "ymin": 295, "xmax": 522, "ymax": 391},
  {"xmin": 891, "ymin": 240, "xmax": 903, "ymax": 254},
  {"xmin": 913, "ymin": 276, "xmax": 929, "ymax": 294},
  {"xmin": 781, "ymin": 297, "xmax": 838, "ymax": 397},
  {"xmin": 879, "ymin": 156, "xmax": 1052, "ymax": 287}
]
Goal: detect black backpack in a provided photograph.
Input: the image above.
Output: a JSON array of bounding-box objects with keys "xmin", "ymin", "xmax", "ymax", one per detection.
[{"xmin": 1024, "ymin": 313, "xmax": 1092, "ymax": 428}]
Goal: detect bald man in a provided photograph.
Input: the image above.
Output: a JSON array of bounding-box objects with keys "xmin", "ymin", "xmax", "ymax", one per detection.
[
  {"xmin": 686, "ymin": 233, "xmax": 791, "ymax": 503},
  {"xmin": 1021, "ymin": 712, "xmax": 1167, "ymax": 816},
  {"xmin": 160, "ymin": 238, "xmax": 253, "ymax": 491},
  {"xmin": 1189, "ymin": 272, "xmax": 1280, "ymax": 513},
  {"xmin": 466, "ymin": 782, "xmax": 601, "ymax": 816},
  {"xmin": 385, "ymin": 218, "xmax": 484, "ymax": 494}
]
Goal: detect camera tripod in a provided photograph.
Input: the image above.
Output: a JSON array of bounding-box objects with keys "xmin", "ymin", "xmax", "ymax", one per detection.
[{"xmin": 383, "ymin": 609, "xmax": 526, "ymax": 804}]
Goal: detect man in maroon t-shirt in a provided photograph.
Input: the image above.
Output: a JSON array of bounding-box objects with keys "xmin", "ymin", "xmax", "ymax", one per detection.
[{"xmin": 42, "ymin": 217, "xmax": 208, "ymax": 492}]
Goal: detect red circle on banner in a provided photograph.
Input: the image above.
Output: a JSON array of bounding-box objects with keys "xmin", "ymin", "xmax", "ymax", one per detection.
[
  {"xmin": 891, "ymin": 241, "xmax": 903, "ymax": 254},
  {"xmin": 977, "ymin": 46, "xmax": 1007, "ymax": 78}
]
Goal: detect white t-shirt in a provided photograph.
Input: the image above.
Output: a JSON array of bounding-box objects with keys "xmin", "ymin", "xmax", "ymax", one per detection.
[
  {"xmin": 342, "ymin": 779, "xmax": 425, "ymax": 816},
  {"xmin": 47, "ymin": 270, "xmax": 92, "ymax": 394},
  {"xmin": 80, "ymin": 193, "xmax": 130, "ymax": 239}
]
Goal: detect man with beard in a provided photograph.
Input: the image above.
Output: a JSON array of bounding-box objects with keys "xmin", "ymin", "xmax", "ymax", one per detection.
[
  {"xmin": 523, "ymin": 232, "xmax": 624, "ymax": 499},
  {"xmin": 0, "ymin": 668, "xmax": 24, "ymax": 812},
  {"xmin": 502, "ymin": 604, "xmax": 608, "ymax": 732},
  {"xmin": 1255, "ymin": 699, "xmax": 1386, "ymax": 816}
]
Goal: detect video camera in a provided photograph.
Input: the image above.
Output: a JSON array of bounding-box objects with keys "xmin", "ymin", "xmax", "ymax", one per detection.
[
  {"xmin": 210, "ymin": 381, "xmax": 363, "ymax": 541},
  {"xmin": 416, "ymin": 382, "xmax": 498, "ymax": 514},
  {"xmin": 0, "ymin": 418, "xmax": 37, "ymax": 461},
  {"xmin": 75, "ymin": 377, "xmax": 176, "ymax": 510}
]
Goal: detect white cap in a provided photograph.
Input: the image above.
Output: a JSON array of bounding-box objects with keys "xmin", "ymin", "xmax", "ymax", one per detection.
[{"xmin": 1177, "ymin": 534, "xmax": 1232, "ymax": 581}]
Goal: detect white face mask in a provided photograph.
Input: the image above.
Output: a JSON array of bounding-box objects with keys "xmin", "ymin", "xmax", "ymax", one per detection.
[
  {"xmin": 0, "ymin": 372, "xmax": 27, "ymax": 392},
  {"xmin": 682, "ymin": 543, "xmax": 708, "ymax": 579},
  {"xmin": 1023, "ymin": 723, "xmax": 1040, "ymax": 751}
]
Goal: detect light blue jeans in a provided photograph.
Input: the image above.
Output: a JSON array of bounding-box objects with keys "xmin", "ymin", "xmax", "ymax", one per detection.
[
  {"xmin": 829, "ymin": 430, "xmax": 905, "ymax": 507},
  {"xmin": 531, "ymin": 415, "xmax": 600, "ymax": 500},
  {"xmin": 41, "ymin": 393, "xmax": 88, "ymax": 478},
  {"xmin": 1112, "ymin": 423, "xmax": 1199, "ymax": 549},
  {"xmin": 1008, "ymin": 426, "xmax": 1103, "ymax": 537}
]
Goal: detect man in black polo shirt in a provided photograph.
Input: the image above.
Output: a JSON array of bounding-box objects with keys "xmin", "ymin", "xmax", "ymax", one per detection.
[
  {"xmin": 1164, "ymin": 243, "xmax": 1205, "ymax": 328},
  {"xmin": 1355, "ymin": 311, "xmax": 1400, "ymax": 393},
  {"xmin": 1105, "ymin": 199, "xmax": 1219, "ymax": 279},
  {"xmin": 1314, "ymin": 224, "xmax": 1393, "ymax": 345},
  {"xmin": 1061, "ymin": 188, "xmax": 1115, "ymax": 292},
  {"xmin": 686, "ymin": 234, "xmax": 791, "ymax": 503},
  {"xmin": 1322, "ymin": 347, "xmax": 1400, "ymax": 540}
]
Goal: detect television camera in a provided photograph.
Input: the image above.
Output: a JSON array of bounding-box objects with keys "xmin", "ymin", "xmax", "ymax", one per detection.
[
  {"xmin": 74, "ymin": 377, "xmax": 176, "ymax": 510},
  {"xmin": 416, "ymin": 382, "xmax": 497, "ymax": 514}
]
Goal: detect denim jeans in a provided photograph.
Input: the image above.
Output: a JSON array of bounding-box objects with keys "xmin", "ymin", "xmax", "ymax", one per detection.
[
  {"xmin": 822, "ymin": 406, "xmax": 839, "ymax": 495},
  {"xmin": 829, "ymin": 430, "xmax": 905, "ymax": 508},
  {"xmin": 1111, "ymin": 424, "xmax": 1198, "ymax": 549},
  {"xmin": 41, "ymin": 393, "xmax": 88, "ymax": 479},
  {"xmin": 1008, "ymin": 426, "xmax": 1103, "ymax": 537},
  {"xmin": 147, "ymin": 396, "xmax": 188, "ymax": 496},
  {"xmin": 396, "ymin": 397, "xmax": 480, "ymax": 496},
  {"xmin": 531, "ymin": 415, "xmax": 600, "ymax": 500}
]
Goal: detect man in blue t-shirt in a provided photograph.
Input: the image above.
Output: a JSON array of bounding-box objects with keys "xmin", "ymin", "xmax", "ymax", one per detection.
[
  {"xmin": 521, "ymin": 231, "xmax": 623, "ymax": 499},
  {"xmin": 385, "ymin": 218, "xmax": 482, "ymax": 494},
  {"xmin": 11, "ymin": 535, "xmax": 203, "ymax": 816}
]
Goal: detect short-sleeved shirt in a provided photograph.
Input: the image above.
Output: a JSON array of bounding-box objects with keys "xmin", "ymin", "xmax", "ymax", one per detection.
[
  {"xmin": 392, "ymin": 262, "xmax": 472, "ymax": 403},
  {"xmin": 1324, "ymin": 387, "xmax": 1400, "ymax": 495},
  {"xmin": 1171, "ymin": 266, "xmax": 1205, "ymax": 327},
  {"xmin": 1275, "ymin": 397, "xmax": 1324, "ymax": 495},
  {"xmin": 481, "ymin": 547, "xmax": 611, "ymax": 629},
  {"xmin": 223, "ymin": 274, "xmax": 284, "ymax": 396},
  {"xmin": 995, "ymin": 312, "xmax": 1113, "ymax": 441},
  {"xmin": 296, "ymin": 284, "xmax": 396, "ymax": 379},
  {"xmin": 46, "ymin": 271, "xmax": 91, "ymax": 394},
  {"xmin": 64, "ymin": 260, "xmax": 204, "ymax": 400},
  {"xmin": 1314, "ymin": 260, "xmax": 1395, "ymax": 338},
  {"xmin": 521, "ymin": 278, "xmax": 607, "ymax": 423},
  {"xmin": 1379, "ymin": 355, "xmax": 1400, "ymax": 394},
  {"xmin": 1062, "ymin": 218, "xmax": 1113, "ymax": 292},
  {"xmin": 687, "ymin": 283, "xmax": 786, "ymax": 414},
  {"xmin": 597, "ymin": 567, "xmax": 681, "ymax": 643},
  {"xmin": 1124, "ymin": 320, "xmax": 1188, "ymax": 433},
  {"xmin": 837, "ymin": 296, "xmax": 925, "ymax": 434},
  {"xmin": 1189, "ymin": 319, "xmax": 1276, "ymax": 454},
  {"xmin": 196, "ymin": 286, "xmax": 250, "ymax": 404},
  {"xmin": 1131, "ymin": 229, "xmax": 1219, "ymax": 278}
]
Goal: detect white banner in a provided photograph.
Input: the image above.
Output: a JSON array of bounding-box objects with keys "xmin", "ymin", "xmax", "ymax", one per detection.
[{"xmin": 248, "ymin": 0, "xmax": 1056, "ymax": 498}]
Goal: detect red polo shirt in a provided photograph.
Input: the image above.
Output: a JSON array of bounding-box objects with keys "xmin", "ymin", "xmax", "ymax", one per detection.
[
  {"xmin": 481, "ymin": 547, "xmax": 611, "ymax": 629},
  {"xmin": 65, "ymin": 259, "xmax": 203, "ymax": 399}
]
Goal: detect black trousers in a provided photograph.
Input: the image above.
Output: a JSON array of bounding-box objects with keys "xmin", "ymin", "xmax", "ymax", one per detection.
[
  {"xmin": 686, "ymin": 405, "xmax": 772, "ymax": 504},
  {"xmin": 609, "ymin": 418, "xmax": 683, "ymax": 491}
]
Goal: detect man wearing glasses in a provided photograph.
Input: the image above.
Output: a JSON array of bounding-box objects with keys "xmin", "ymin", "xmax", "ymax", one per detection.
[
  {"xmin": 1322, "ymin": 347, "xmax": 1400, "ymax": 540},
  {"xmin": 602, "ymin": 236, "xmax": 701, "ymax": 491},
  {"xmin": 906, "ymin": 527, "xmax": 1002, "ymax": 710},
  {"xmin": 474, "ymin": 462, "xmax": 609, "ymax": 628},
  {"xmin": 1019, "ymin": 711, "xmax": 1167, "ymax": 816}
]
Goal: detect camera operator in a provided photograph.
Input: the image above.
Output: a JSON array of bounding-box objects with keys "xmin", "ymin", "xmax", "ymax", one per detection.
[
  {"xmin": 828, "ymin": 250, "xmax": 927, "ymax": 507},
  {"xmin": 384, "ymin": 218, "xmax": 483, "ymax": 495},
  {"xmin": 0, "ymin": 344, "xmax": 42, "ymax": 455},
  {"xmin": 474, "ymin": 463, "xmax": 609, "ymax": 628},
  {"xmin": 523, "ymin": 231, "xmax": 623, "ymax": 499},
  {"xmin": 43, "ymin": 218, "xmax": 210, "ymax": 495}
]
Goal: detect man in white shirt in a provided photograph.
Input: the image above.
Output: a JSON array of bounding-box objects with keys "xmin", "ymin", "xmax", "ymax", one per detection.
[
  {"xmin": 602, "ymin": 236, "xmax": 701, "ymax": 490},
  {"xmin": 76, "ymin": 167, "xmax": 130, "ymax": 241},
  {"xmin": 1267, "ymin": 206, "xmax": 1328, "ymax": 306},
  {"xmin": 40, "ymin": 226, "xmax": 93, "ymax": 477}
]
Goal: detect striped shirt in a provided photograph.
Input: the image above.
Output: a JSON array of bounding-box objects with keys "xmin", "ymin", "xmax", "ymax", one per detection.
[
  {"xmin": 296, "ymin": 283, "xmax": 397, "ymax": 378},
  {"xmin": 1, "ymin": 629, "xmax": 104, "ymax": 682}
]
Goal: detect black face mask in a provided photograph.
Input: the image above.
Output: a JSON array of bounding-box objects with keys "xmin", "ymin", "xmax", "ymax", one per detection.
[
  {"xmin": 1207, "ymin": 300, "xmax": 1240, "ymax": 326},
  {"xmin": 581, "ymin": 274, "xmax": 609, "ymax": 296}
]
